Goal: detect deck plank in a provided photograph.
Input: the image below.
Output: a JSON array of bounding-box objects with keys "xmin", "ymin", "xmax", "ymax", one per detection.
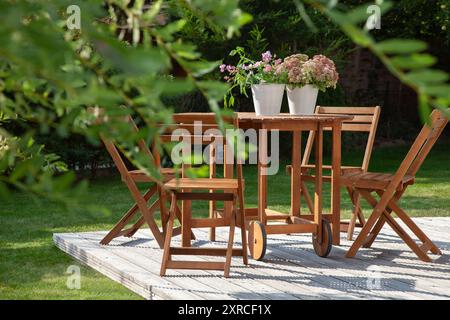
[
  {"xmin": 206, "ymin": 229, "xmax": 427, "ymax": 299},
  {"xmin": 54, "ymin": 217, "xmax": 450, "ymax": 300},
  {"xmin": 136, "ymin": 230, "xmax": 351, "ymax": 300}
]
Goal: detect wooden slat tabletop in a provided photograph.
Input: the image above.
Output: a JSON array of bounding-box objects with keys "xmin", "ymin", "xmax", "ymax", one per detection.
[{"xmin": 236, "ymin": 112, "xmax": 353, "ymax": 122}]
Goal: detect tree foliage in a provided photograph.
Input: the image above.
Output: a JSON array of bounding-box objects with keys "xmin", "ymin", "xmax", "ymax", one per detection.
[
  {"xmin": 0, "ymin": 0, "xmax": 250, "ymax": 206},
  {"xmin": 0, "ymin": 0, "xmax": 449, "ymax": 208},
  {"xmin": 301, "ymin": 0, "xmax": 450, "ymax": 123}
]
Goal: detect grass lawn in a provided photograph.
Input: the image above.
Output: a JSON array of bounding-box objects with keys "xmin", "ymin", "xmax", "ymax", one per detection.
[{"xmin": 1, "ymin": 143, "xmax": 449, "ymax": 299}]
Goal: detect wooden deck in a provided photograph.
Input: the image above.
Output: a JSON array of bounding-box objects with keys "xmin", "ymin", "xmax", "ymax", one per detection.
[{"xmin": 53, "ymin": 217, "xmax": 450, "ymax": 300}]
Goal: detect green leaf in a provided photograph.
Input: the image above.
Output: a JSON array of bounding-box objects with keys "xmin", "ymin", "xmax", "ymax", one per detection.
[
  {"xmin": 158, "ymin": 78, "xmax": 195, "ymax": 96},
  {"xmin": 228, "ymin": 95, "xmax": 235, "ymax": 108},
  {"xmin": 422, "ymin": 85, "xmax": 450, "ymax": 98},
  {"xmin": 391, "ymin": 54, "xmax": 437, "ymax": 69},
  {"xmin": 142, "ymin": 0, "xmax": 163, "ymax": 23},
  {"xmin": 181, "ymin": 60, "xmax": 221, "ymax": 77},
  {"xmin": 405, "ymin": 70, "xmax": 449, "ymax": 84},
  {"xmin": 418, "ymin": 93, "xmax": 432, "ymax": 124},
  {"xmin": 343, "ymin": 2, "xmax": 393, "ymax": 25},
  {"xmin": 376, "ymin": 39, "xmax": 427, "ymax": 54},
  {"xmin": 184, "ymin": 165, "xmax": 209, "ymax": 178},
  {"xmin": 52, "ymin": 172, "xmax": 76, "ymax": 191},
  {"xmin": 9, "ymin": 159, "xmax": 32, "ymax": 182},
  {"xmin": 170, "ymin": 42, "xmax": 201, "ymax": 60},
  {"xmin": 155, "ymin": 19, "xmax": 187, "ymax": 41},
  {"xmin": 293, "ymin": 0, "xmax": 318, "ymax": 33},
  {"xmin": 125, "ymin": 47, "xmax": 170, "ymax": 74},
  {"xmin": 435, "ymin": 97, "xmax": 450, "ymax": 110},
  {"xmin": 238, "ymin": 12, "xmax": 253, "ymax": 26},
  {"xmin": 197, "ymin": 81, "xmax": 229, "ymax": 101},
  {"xmin": 340, "ymin": 24, "xmax": 373, "ymax": 47}
]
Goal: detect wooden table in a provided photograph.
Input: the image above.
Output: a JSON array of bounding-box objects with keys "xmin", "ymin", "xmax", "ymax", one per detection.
[
  {"xmin": 235, "ymin": 113, "xmax": 353, "ymax": 251},
  {"xmin": 172, "ymin": 112, "xmax": 353, "ymax": 258}
]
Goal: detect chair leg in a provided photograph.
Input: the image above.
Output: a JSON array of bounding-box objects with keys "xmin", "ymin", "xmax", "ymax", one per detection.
[
  {"xmin": 224, "ymin": 206, "xmax": 237, "ymax": 278},
  {"xmin": 346, "ymin": 190, "xmax": 386, "ymax": 258},
  {"xmin": 209, "ymin": 203, "xmax": 217, "ymax": 241},
  {"xmin": 209, "ymin": 147, "xmax": 217, "ymax": 241},
  {"xmin": 347, "ymin": 211, "xmax": 358, "ymax": 241},
  {"xmin": 181, "ymin": 198, "xmax": 192, "ymax": 247},
  {"xmin": 347, "ymin": 188, "xmax": 360, "ymax": 241},
  {"xmin": 387, "ymin": 199, "xmax": 442, "ymax": 256},
  {"xmin": 360, "ymin": 190, "xmax": 395, "ymax": 248},
  {"xmin": 124, "ymin": 199, "xmax": 160, "ymax": 238},
  {"xmin": 160, "ymin": 193, "xmax": 177, "ymax": 276},
  {"xmin": 159, "ymin": 187, "xmax": 169, "ymax": 235},
  {"xmin": 174, "ymin": 204, "xmax": 196, "ymax": 241},
  {"xmin": 123, "ymin": 216, "xmax": 146, "ymax": 237},
  {"xmin": 352, "ymin": 189, "xmax": 436, "ymax": 262},
  {"xmin": 100, "ymin": 186, "xmax": 156, "ymax": 245},
  {"xmin": 381, "ymin": 212, "xmax": 432, "ymax": 262},
  {"xmin": 363, "ymin": 215, "xmax": 387, "ymax": 248},
  {"xmin": 238, "ymin": 192, "xmax": 248, "ymax": 266},
  {"xmin": 125, "ymin": 179, "xmax": 165, "ymax": 248},
  {"xmin": 357, "ymin": 207, "xmax": 366, "ymax": 225},
  {"xmin": 355, "ymin": 189, "xmax": 394, "ymax": 250}
]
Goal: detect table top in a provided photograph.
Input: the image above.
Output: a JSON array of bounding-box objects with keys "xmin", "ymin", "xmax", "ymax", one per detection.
[
  {"xmin": 236, "ymin": 112, "xmax": 353, "ymax": 122},
  {"xmin": 173, "ymin": 112, "xmax": 353, "ymax": 122},
  {"xmin": 172, "ymin": 112, "xmax": 353, "ymax": 131}
]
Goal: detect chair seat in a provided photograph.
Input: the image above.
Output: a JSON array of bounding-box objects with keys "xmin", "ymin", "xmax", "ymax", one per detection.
[
  {"xmin": 286, "ymin": 165, "xmax": 363, "ymax": 182},
  {"xmin": 340, "ymin": 171, "xmax": 415, "ymax": 191},
  {"xmin": 286, "ymin": 164, "xmax": 362, "ymax": 175},
  {"xmin": 129, "ymin": 168, "xmax": 175, "ymax": 182},
  {"xmin": 301, "ymin": 164, "xmax": 362, "ymax": 171},
  {"xmin": 164, "ymin": 178, "xmax": 239, "ymax": 191}
]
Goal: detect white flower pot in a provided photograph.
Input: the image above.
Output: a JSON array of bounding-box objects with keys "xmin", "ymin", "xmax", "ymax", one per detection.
[
  {"xmin": 251, "ymin": 83, "xmax": 285, "ymax": 116},
  {"xmin": 287, "ymin": 85, "xmax": 319, "ymax": 115}
]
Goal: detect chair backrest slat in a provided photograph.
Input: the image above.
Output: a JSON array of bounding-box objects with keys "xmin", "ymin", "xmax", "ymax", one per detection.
[
  {"xmin": 324, "ymin": 123, "xmax": 372, "ymax": 132},
  {"xmin": 171, "ymin": 113, "xmax": 234, "ymax": 124},
  {"xmin": 405, "ymin": 109, "xmax": 448, "ymax": 176},
  {"xmin": 380, "ymin": 109, "xmax": 448, "ymax": 200},
  {"xmin": 302, "ymin": 105, "xmax": 381, "ymax": 171},
  {"xmin": 90, "ymin": 107, "xmax": 159, "ymax": 182},
  {"xmin": 168, "ymin": 113, "xmax": 243, "ymax": 182},
  {"xmin": 316, "ymin": 106, "xmax": 377, "ymax": 114},
  {"xmin": 101, "ymin": 138, "xmax": 131, "ymax": 179}
]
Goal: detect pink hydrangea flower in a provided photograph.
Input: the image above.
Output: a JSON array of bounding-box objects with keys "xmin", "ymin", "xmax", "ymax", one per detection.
[
  {"xmin": 263, "ymin": 64, "xmax": 273, "ymax": 73},
  {"xmin": 253, "ymin": 61, "xmax": 262, "ymax": 68},
  {"xmin": 279, "ymin": 53, "xmax": 338, "ymax": 89},
  {"xmin": 262, "ymin": 51, "xmax": 272, "ymax": 63}
]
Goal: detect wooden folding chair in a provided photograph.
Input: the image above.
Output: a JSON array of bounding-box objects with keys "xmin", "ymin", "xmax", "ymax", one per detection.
[
  {"xmin": 343, "ymin": 109, "xmax": 448, "ymax": 262},
  {"xmin": 94, "ymin": 110, "xmax": 182, "ymax": 248},
  {"xmin": 159, "ymin": 114, "xmax": 248, "ymax": 278},
  {"xmin": 287, "ymin": 106, "xmax": 381, "ymax": 240}
]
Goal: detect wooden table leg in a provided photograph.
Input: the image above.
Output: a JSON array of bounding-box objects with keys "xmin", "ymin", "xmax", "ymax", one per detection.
[
  {"xmin": 258, "ymin": 126, "xmax": 268, "ymax": 224},
  {"xmin": 314, "ymin": 124, "xmax": 323, "ymax": 241},
  {"xmin": 224, "ymin": 143, "xmax": 234, "ymax": 223},
  {"xmin": 331, "ymin": 122, "xmax": 342, "ymax": 245},
  {"xmin": 209, "ymin": 144, "xmax": 216, "ymax": 241},
  {"xmin": 290, "ymin": 131, "xmax": 301, "ymax": 217},
  {"xmin": 181, "ymin": 163, "xmax": 191, "ymax": 247}
]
